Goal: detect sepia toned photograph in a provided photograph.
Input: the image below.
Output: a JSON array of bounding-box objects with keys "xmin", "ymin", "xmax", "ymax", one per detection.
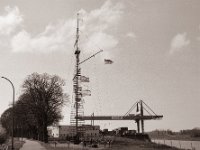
[{"xmin": 0, "ymin": 0, "xmax": 199, "ymax": 149}]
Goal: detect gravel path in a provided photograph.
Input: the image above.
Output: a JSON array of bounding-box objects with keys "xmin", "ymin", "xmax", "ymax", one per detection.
[{"xmin": 20, "ymin": 139, "xmax": 46, "ymax": 150}]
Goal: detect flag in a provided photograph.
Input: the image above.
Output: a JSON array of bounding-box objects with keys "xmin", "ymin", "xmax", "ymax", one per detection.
[
  {"xmin": 80, "ymin": 76, "xmax": 89, "ymax": 82},
  {"xmin": 82, "ymin": 90, "xmax": 91, "ymax": 97},
  {"xmin": 76, "ymin": 97, "xmax": 81, "ymax": 102},
  {"xmin": 104, "ymin": 59, "xmax": 113, "ymax": 64},
  {"xmin": 74, "ymin": 35, "xmax": 79, "ymax": 47},
  {"xmin": 73, "ymin": 86, "xmax": 82, "ymax": 92},
  {"xmin": 73, "ymin": 68, "xmax": 81, "ymax": 81},
  {"xmin": 74, "ymin": 103, "xmax": 82, "ymax": 108},
  {"xmin": 74, "ymin": 39, "xmax": 78, "ymax": 47}
]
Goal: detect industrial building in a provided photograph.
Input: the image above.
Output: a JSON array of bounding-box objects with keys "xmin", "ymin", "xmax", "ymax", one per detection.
[
  {"xmin": 48, "ymin": 124, "xmax": 100, "ymax": 140},
  {"xmin": 113, "ymin": 127, "xmax": 128, "ymax": 136}
]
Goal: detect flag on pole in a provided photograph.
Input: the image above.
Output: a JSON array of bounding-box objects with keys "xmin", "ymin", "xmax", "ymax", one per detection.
[
  {"xmin": 73, "ymin": 86, "xmax": 82, "ymax": 92},
  {"xmin": 104, "ymin": 59, "xmax": 113, "ymax": 64},
  {"xmin": 76, "ymin": 98, "xmax": 81, "ymax": 102},
  {"xmin": 80, "ymin": 76, "xmax": 89, "ymax": 82},
  {"xmin": 74, "ymin": 103, "xmax": 82, "ymax": 108},
  {"xmin": 82, "ymin": 90, "xmax": 91, "ymax": 97},
  {"xmin": 74, "ymin": 39, "xmax": 78, "ymax": 47}
]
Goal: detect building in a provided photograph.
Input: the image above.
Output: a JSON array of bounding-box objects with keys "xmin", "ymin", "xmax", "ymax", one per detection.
[
  {"xmin": 59, "ymin": 125, "xmax": 76, "ymax": 139},
  {"xmin": 113, "ymin": 127, "xmax": 128, "ymax": 136},
  {"xmin": 124, "ymin": 130, "xmax": 137, "ymax": 135},
  {"xmin": 48, "ymin": 126, "xmax": 59, "ymax": 138},
  {"xmin": 48, "ymin": 125, "xmax": 75, "ymax": 139},
  {"xmin": 48, "ymin": 124, "xmax": 100, "ymax": 140},
  {"xmin": 81, "ymin": 125, "xmax": 100, "ymax": 141}
]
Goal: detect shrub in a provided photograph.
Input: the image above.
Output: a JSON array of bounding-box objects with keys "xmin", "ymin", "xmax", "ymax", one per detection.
[{"xmin": 0, "ymin": 132, "xmax": 7, "ymax": 145}]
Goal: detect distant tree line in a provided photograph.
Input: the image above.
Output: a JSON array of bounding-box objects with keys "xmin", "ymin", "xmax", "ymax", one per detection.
[
  {"xmin": 180, "ymin": 128, "xmax": 200, "ymax": 138},
  {"xmin": 0, "ymin": 73, "xmax": 68, "ymax": 143},
  {"xmin": 149, "ymin": 128, "xmax": 200, "ymax": 140},
  {"xmin": 153, "ymin": 129, "xmax": 175, "ymax": 135},
  {"xmin": 148, "ymin": 129, "xmax": 175, "ymax": 137}
]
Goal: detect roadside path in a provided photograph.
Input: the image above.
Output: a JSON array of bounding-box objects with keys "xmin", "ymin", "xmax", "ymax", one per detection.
[{"xmin": 20, "ymin": 139, "xmax": 46, "ymax": 150}]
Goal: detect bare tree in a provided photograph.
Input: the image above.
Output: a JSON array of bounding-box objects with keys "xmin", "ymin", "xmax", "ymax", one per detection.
[
  {"xmin": 22, "ymin": 73, "xmax": 68, "ymax": 143},
  {"xmin": 1, "ymin": 73, "xmax": 68, "ymax": 143}
]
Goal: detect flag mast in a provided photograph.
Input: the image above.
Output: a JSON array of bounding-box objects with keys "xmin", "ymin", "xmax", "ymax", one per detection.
[
  {"xmin": 74, "ymin": 13, "xmax": 81, "ymax": 140},
  {"xmin": 72, "ymin": 13, "xmax": 103, "ymax": 143}
]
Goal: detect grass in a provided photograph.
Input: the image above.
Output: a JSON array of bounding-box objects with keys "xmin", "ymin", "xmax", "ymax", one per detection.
[
  {"xmin": 41, "ymin": 137, "xmax": 183, "ymax": 150},
  {"xmin": 104, "ymin": 137, "xmax": 182, "ymax": 150},
  {"xmin": 41, "ymin": 141, "xmax": 106, "ymax": 150},
  {"xmin": 1, "ymin": 138, "xmax": 25, "ymax": 150},
  {"xmin": 41, "ymin": 142, "xmax": 87, "ymax": 150},
  {"xmin": 12, "ymin": 139, "xmax": 25, "ymax": 150}
]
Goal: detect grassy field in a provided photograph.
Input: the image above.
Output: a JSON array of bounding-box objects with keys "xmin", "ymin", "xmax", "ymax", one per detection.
[
  {"xmin": 41, "ymin": 137, "xmax": 183, "ymax": 150},
  {"xmin": 103, "ymin": 137, "xmax": 182, "ymax": 150},
  {"xmin": 0, "ymin": 138, "xmax": 25, "ymax": 150},
  {"xmin": 12, "ymin": 139, "xmax": 25, "ymax": 150}
]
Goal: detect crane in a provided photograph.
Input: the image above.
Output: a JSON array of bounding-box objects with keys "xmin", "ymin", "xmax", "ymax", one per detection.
[{"xmin": 76, "ymin": 100, "xmax": 163, "ymax": 133}]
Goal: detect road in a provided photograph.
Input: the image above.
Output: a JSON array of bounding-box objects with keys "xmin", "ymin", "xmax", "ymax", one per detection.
[{"xmin": 20, "ymin": 139, "xmax": 46, "ymax": 150}]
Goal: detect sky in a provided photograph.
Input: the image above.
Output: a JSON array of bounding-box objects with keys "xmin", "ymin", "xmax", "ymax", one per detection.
[{"xmin": 0, "ymin": 0, "xmax": 199, "ymax": 132}]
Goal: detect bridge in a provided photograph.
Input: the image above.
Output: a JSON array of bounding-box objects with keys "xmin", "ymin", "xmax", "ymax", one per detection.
[{"xmin": 76, "ymin": 100, "xmax": 163, "ymax": 133}]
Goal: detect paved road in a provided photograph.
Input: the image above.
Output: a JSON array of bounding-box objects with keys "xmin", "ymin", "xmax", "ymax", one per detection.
[{"xmin": 20, "ymin": 139, "xmax": 46, "ymax": 150}]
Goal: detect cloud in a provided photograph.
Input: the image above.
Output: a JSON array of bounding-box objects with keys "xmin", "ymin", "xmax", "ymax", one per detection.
[
  {"xmin": 126, "ymin": 32, "xmax": 136, "ymax": 38},
  {"xmin": 12, "ymin": 19, "xmax": 75, "ymax": 53},
  {"xmin": 83, "ymin": 32, "xmax": 118, "ymax": 52},
  {"xmin": 169, "ymin": 32, "xmax": 190, "ymax": 54},
  {"xmin": 11, "ymin": 0, "xmax": 124, "ymax": 53},
  {"xmin": 79, "ymin": 0, "xmax": 124, "ymax": 53},
  {"xmin": 0, "ymin": 6, "xmax": 23, "ymax": 35}
]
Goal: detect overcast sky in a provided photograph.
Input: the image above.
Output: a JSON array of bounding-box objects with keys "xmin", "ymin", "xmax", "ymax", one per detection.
[{"xmin": 0, "ymin": 0, "xmax": 199, "ymax": 131}]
